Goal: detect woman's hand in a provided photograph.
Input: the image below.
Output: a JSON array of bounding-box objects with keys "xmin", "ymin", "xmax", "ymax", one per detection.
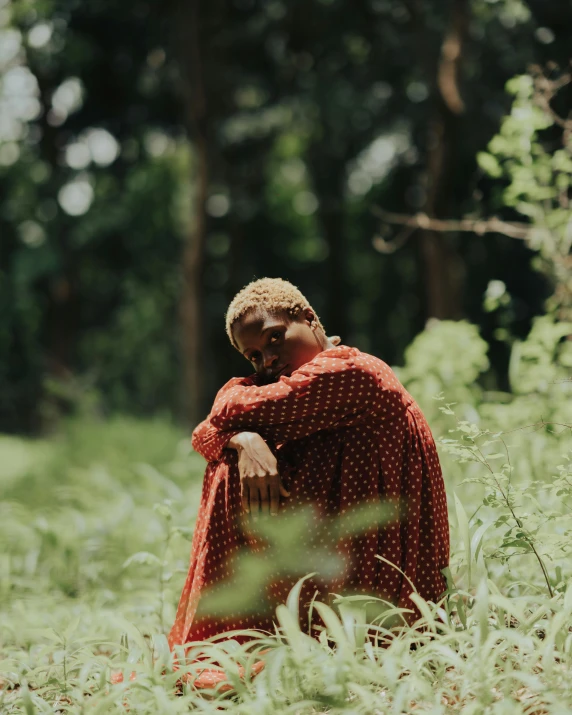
[{"xmin": 227, "ymin": 432, "xmax": 290, "ymax": 517}]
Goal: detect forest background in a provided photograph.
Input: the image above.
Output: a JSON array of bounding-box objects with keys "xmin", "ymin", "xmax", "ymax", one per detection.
[
  {"xmin": 1, "ymin": 0, "xmax": 571, "ymax": 432},
  {"xmin": 2, "ymin": 0, "xmax": 572, "ymax": 711}
]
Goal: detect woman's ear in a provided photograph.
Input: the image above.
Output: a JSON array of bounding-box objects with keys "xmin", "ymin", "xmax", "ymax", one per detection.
[{"xmin": 302, "ymin": 307, "xmax": 315, "ymax": 326}]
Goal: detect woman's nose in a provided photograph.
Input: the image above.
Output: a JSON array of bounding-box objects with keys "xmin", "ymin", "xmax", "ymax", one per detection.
[{"xmin": 263, "ymin": 351, "xmax": 278, "ymax": 369}]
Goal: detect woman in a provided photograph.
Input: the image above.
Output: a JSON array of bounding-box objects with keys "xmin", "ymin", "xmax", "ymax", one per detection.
[{"xmin": 168, "ymin": 278, "xmax": 449, "ymax": 651}]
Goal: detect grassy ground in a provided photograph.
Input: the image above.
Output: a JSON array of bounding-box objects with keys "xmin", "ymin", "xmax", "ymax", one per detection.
[
  {"xmin": 0, "ymin": 411, "xmax": 570, "ymax": 714},
  {"xmin": 1, "ymin": 321, "xmax": 571, "ymax": 713}
]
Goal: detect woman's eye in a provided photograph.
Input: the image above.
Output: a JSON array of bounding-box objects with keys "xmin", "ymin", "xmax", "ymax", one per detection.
[
  {"xmin": 270, "ymin": 331, "xmax": 281, "ymax": 342},
  {"xmin": 250, "ymin": 353, "xmax": 260, "ymax": 363}
]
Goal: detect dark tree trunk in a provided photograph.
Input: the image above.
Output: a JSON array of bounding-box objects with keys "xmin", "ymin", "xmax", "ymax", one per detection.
[
  {"xmin": 320, "ymin": 199, "xmax": 348, "ymax": 339},
  {"xmin": 34, "ymin": 71, "xmax": 79, "ymax": 412},
  {"xmin": 419, "ymin": 0, "xmax": 469, "ymax": 320},
  {"xmin": 307, "ymin": 152, "xmax": 349, "ymax": 340},
  {"xmin": 45, "ymin": 270, "xmax": 78, "ymax": 381},
  {"xmin": 176, "ymin": 0, "xmax": 209, "ymax": 426}
]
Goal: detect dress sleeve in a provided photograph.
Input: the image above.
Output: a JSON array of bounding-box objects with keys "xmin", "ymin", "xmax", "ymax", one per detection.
[
  {"xmin": 208, "ymin": 351, "xmax": 390, "ymax": 444},
  {"xmin": 190, "ymin": 376, "xmax": 254, "ymax": 462},
  {"xmin": 190, "ymin": 419, "xmax": 241, "ymax": 463}
]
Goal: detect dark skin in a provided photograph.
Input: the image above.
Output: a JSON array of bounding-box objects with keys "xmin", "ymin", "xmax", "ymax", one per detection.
[{"xmin": 227, "ymin": 308, "xmax": 336, "ymax": 518}]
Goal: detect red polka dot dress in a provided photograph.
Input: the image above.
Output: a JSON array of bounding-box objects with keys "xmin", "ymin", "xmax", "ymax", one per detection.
[{"xmin": 168, "ymin": 346, "xmax": 449, "ymax": 649}]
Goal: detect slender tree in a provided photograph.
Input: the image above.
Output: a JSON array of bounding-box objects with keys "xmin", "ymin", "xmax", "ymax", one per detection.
[
  {"xmin": 415, "ymin": 0, "xmax": 469, "ymax": 319},
  {"xmin": 175, "ymin": 0, "xmax": 209, "ymax": 426}
]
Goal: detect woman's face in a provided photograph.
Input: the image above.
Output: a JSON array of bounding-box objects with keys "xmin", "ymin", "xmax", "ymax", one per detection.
[{"xmin": 233, "ymin": 308, "xmax": 326, "ymax": 383}]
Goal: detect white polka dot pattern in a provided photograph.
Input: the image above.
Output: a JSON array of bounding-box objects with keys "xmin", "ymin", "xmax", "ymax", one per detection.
[{"xmin": 168, "ymin": 345, "xmax": 450, "ymax": 650}]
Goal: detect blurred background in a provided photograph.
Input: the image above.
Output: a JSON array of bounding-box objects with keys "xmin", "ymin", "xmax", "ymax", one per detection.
[
  {"xmin": 0, "ymin": 0, "xmax": 571, "ymax": 433},
  {"xmin": 1, "ymin": 4, "xmax": 572, "ymax": 696}
]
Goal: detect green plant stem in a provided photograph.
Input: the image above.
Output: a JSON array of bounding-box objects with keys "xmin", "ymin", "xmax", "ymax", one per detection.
[
  {"xmin": 159, "ymin": 530, "xmax": 174, "ymax": 633},
  {"xmin": 469, "ymin": 438, "xmax": 555, "ymax": 599}
]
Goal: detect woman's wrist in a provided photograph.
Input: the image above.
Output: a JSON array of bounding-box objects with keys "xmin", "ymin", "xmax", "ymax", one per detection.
[{"xmin": 227, "ymin": 431, "xmax": 258, "ymax": 451}]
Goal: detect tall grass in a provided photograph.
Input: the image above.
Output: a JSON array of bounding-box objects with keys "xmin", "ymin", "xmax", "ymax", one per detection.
[{"xmin": 1, "ymin": 318, "xmax": 571, "ymax": 713}]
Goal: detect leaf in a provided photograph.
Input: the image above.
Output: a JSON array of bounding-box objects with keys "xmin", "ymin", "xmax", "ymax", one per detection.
[
  {"xmin": 409, "ymin": 593, "xmax": 437, "ymax": 632},
  {"xmin": 502, "ymin": 539, "xmax": 532, "ymax": 551},
  {"xmin": 122, "ymin": 551, "xmax": 162, "ymax": 568},
  {"xmin": 36, "ymin": 628, "xmax": 61, "ymax": 642},
  {"xmin": 275, "ymin": 605, "xmax": 309, "ymax": 659},
  {"xmin": 153, "ymin": 502, "xmax": 172, "ymax": 520},
  {"xmin": 20, "ymin": 685, "xmax": 36, "ymax": 715},
  {"xmin": 313, "ymin": 601, "xmax": 351, "ymax": 650},
  {"xmin": 172, "ymin": 526, "xmax": 194, "ymax": 541},
  {"xmin": 151, "ymin": 633, "xmax": 171, "ymax": 667},
  {"xmin": 475, "ymin": 579, "xmax": 489, "ymax": 646},
  {"xmin": 286, "ymin": 573, "xmax": 316, "ymax": 625},
  {"xmin": 470, "ymin": 520, "xmax": 493, "ymax": 562},
  {"xmin": 477, "ymin": 151, "xmax": 503, "ymax": 178},
  {"xmin": 64, "ymin": 615, "xmax": 81, "ymax": 641},
  {"xmin": 564, "ymin": 580, "xmax": 572, "ymax": 613},
  {"xmin": 338, "ymin": 599, "xmax": 367, "ymax": 649},
  {"xmin": 112, "ymin": 617, "xmax": 153, "ymax": 667},
  {"xmin": 454, "ymin": 492, "xmax": 472, "ymax": 589}
]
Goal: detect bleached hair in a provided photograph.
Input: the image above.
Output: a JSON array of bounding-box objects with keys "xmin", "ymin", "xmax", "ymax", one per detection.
[{"xmin": 225, "ymin": 277, "xmax": 325, "ymax": 349}]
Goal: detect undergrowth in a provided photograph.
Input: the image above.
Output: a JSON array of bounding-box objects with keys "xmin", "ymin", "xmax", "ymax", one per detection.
[{"xmin": 1, "ymin": 316, "xmax": 571, "ymax": 714}]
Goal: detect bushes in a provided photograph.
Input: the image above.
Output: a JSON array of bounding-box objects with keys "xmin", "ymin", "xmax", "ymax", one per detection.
[{"xmin": 1, "ymin": 316, "xmax": 571, "ymax": 712}]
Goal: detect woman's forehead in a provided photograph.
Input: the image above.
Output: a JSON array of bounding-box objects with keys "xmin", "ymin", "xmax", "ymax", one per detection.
[
  {"xmin": 239, "ymin": 308, "xmax": 293, "ymax": 329},
  {"xmin": 233, "ymin": 309, "xmax": 292, "ymax": 349}
]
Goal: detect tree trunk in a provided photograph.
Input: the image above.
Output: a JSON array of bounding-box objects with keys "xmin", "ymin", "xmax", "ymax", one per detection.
[
  {"xmin": 307, "ymin": 151, "xmax": 349, "ymax": 340},
  {"xmin": 419, "ymin": 0, "xmax": 468, "ymax": 320},
  {"xmin": 176, "ymin": 0, "xmax": 209, "ymax": 426},
  {"xmin": 34, "ymin": 69, "xmax": 79, "ymax": 424},
  {"xmin": 320, "ymin": 198, "xmax": 348, "ymax": 340}
]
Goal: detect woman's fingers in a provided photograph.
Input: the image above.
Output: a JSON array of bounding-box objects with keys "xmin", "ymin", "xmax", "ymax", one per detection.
[
  {"xmin": 259, "ymin": 482, "xmax": 270, "ymax": 515},
  {"xmin": 269, "ymin": 479, "xmax": 280, "ymax": 516},
  {"xmin": 239, "ymin": 465, "xmax": 290, "ymax": 517},
  {"xmin": 241, "ymin": 480, "xmax": 250, "ymax": 514},
  {"xmin": 249, "ymin": 486, "xmax": 260, "ymax": 519}
]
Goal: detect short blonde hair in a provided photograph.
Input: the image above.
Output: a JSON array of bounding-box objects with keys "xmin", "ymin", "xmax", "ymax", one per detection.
[{"xmin": 225, "ymin": 277, "xmax": 325, "ymax": 349}]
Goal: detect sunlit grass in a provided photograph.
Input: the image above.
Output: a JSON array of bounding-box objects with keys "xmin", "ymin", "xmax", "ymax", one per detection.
[{"xmin": 1, "ymin": 407, "xmax": 572, "ymax": 713}]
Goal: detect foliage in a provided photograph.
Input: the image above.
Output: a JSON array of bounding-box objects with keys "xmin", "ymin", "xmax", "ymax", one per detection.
[
  {"xmin": 1, "ymin": 314, "xmax": 572, "ymax": 712},
  {"xmin": 0, "ymin": 0, "xmax": 566, "ymax": 428},
  {"xmin": 477, "ymin": 71, "xmax": 572, "ymax": 319},
  {"xmin": 1, "ymin": 2, "xmax": 571, "ymax": 709},
  {"xmin": 395, "ymin": 320, "xmax": 489, "ymax": 426},
  {"xmin": 401, "ymin": 312, "xmax": 572, "ymax": 591},
  {"xmin": 0, "ymin": 0, "xmax": 185, "ymax": 429}
]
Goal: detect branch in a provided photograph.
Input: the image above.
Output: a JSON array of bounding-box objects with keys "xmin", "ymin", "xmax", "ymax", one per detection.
[
  {"xmin": 437, "ymin": 0, "xmax": 468, "ymax": 116},
  {"xmin": 531, "ymin": 66, "xmax": 572, "ymax": 133},
  {"xmin": 371, "ymin": 207, "xmax": 533, "ymax": 253}
]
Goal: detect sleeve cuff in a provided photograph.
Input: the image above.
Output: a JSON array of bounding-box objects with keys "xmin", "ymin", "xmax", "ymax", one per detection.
[{"xmin": 191, "ymin": 420, "xmax": 240, "ymax": 463}]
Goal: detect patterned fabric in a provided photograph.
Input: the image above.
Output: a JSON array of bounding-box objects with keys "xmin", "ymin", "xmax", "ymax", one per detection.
[{"xmin": 168, "ymin": 345, "xmax": 449, "ymax": 649}]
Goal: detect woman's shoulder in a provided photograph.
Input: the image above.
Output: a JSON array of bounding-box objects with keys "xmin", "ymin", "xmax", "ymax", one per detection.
[
  {"xmin": 213, "ymin": 375, "xmax": 256, "ymax": 404},
  {"xmin": 310, "ymin": 345, "xmax": 395, "ymax": 379},
  {"xmin": 312, "ymin": 346, "xmax": 406, "ymax": 392}
]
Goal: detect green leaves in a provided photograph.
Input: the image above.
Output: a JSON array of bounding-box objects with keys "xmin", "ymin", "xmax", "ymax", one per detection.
[
  {"xmin": 477, "ymin": 152, "xmax": 502, "ymax": 178},
  {"xmin": 455, "ymin": 492, "xmax": 472, "ymax": 588},
  {"xmin": 2, "ymin": 408, "xmax": 572, "ymax": 712},
  {"xmin": 479, "ymin": 71, "xmax": 572, "ymax": 322},
  {"xmin": 122, "ymin": 551, "xmax": 163, "ymax": 568}
]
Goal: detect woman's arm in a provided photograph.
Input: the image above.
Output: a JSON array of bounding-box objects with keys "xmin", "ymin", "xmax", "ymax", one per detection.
[
  {"xmin": 191, "ymin": 418, "xmax": 240, "ymax": 463},
  {"xmin": 191, "ymin": 423, "xmax": 289, "ymax": 516},
  {"xmin": 192, "ymin": 349, "xmax": 401, "ymax": 459},
  {"xmin": 190, "ymin": 376, "xmax": 256, "ymax": 462},
  {"xmin": 210, "ymin": 351, "xmax": 395, "ymax": 443}
]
